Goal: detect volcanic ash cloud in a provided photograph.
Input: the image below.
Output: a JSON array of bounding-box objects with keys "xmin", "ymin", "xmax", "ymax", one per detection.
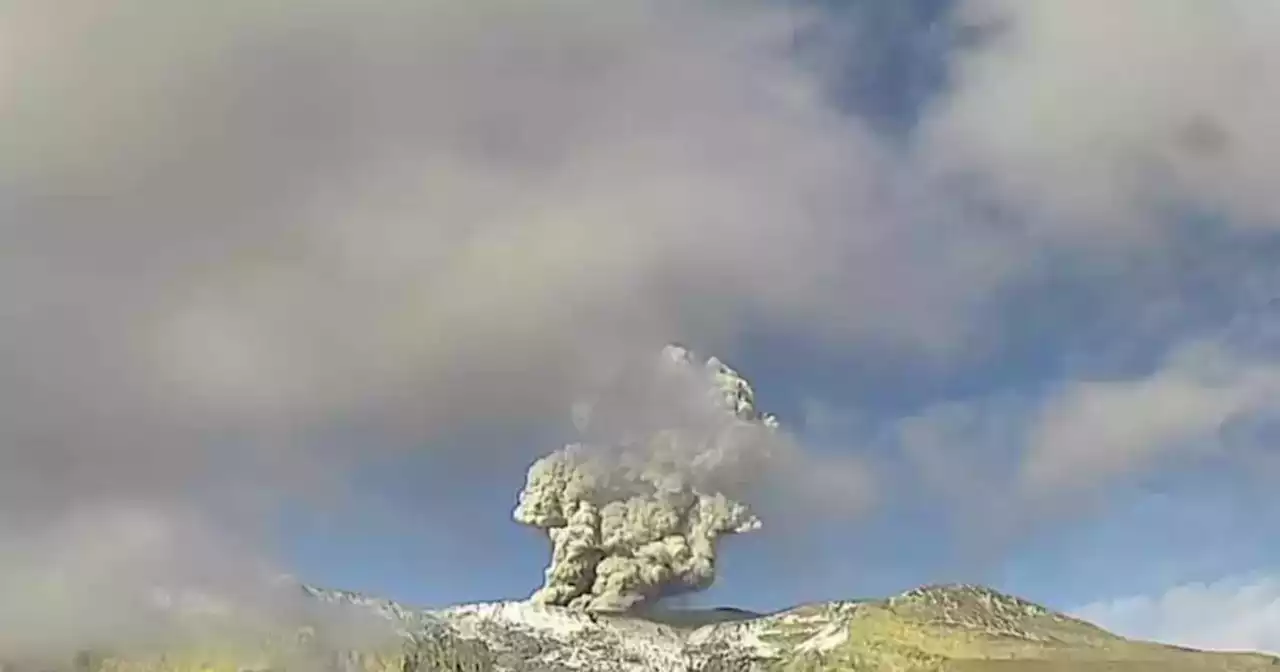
[{"xmin": 513, "ymin": 344, "xmax": 779, "ymax": 611}]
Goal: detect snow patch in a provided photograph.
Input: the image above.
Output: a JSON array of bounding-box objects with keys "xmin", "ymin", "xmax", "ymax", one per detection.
[
  {"xmin": 436, "ymin": 600, "xmax": 599, "ymax": 641},
  {"xmin": 796, "ymin": 621, "xmax": 849, "ymax": 653}
]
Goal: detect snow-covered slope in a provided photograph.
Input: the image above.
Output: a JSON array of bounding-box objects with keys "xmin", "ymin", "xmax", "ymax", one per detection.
[
  {"xmin": 301, "ymin": 583, "xmax": 866, "ymax": 671},
  {"xmin": 299, "ymin": 584, "xmax": 1279, "ymax": 672},
  {"xmin": 20, "ymin": 584, "xmax": 1275, "ymax": 672}
]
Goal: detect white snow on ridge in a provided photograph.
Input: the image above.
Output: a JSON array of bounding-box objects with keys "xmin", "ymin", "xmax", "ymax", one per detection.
[
  {"xmin": 300, "ymin": 583, "xmax": 867, "ymax": 671},
  {"xmin": 436, "ymin": 600, "xmax": 596, "ymax": 639},
  {"xmin": 795, "ymin": 621, "xmax": 849, "ymax": 653}
]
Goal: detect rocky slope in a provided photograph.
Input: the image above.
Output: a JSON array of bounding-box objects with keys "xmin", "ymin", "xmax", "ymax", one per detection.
[{"xmin": 18, "ymin": 584, "xmax": 1280, "ymax": 672}]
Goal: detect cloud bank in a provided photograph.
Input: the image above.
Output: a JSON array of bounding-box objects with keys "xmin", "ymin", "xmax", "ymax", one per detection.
[
  {"xmin": 925, "ymin": 0, "xmax": 1280, "ymax": 238},
  {"xmin": 1074, "ymin": 576, "xmax": 1280, "ymax": 655}
]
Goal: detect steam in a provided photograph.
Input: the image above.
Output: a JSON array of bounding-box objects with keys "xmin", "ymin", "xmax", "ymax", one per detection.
[
  {"xmin": 0, "ymin": 507, "xmax": 400, "ymax": 668},
  {"xmin": 514, "ymin": 345, "xmax": 781, "ymax": 611}
]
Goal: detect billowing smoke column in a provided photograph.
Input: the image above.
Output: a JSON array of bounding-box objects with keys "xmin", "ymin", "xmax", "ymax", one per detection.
[{"xmin": 513, "ymin": 344, "xmax": 780, "ymax": 611}]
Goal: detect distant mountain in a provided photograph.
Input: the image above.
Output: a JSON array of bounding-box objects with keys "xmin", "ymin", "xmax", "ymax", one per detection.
[{"xmin": 16, "ymin": 583, "xmax": 1280, "ymax": 672}]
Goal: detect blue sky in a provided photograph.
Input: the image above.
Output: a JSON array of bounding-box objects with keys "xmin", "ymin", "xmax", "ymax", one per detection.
[{"xmin": 2, "ymin": 0, "xmax": 1280, "ymax": 655}]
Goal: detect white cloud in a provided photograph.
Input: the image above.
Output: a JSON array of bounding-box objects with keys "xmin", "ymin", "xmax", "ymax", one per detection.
[
  {"xmin": 925, "ymin": 0, "xmax": 1280, "ymax": 237},
  {"xmin": 1074, "ymin": 575, "xmax": 1280, "ymax": 654},
  {"xmin": 843, "ymin": 312, "xmax": 1280, "ymax": 539},
  {"xmin": 1020, "ymin": 339, "xmax": 1280, "ymax": 496}
]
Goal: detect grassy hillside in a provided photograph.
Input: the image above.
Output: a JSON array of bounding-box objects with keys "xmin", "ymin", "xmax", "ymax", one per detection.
[
  {"xmin": 772, "ymin": 585, "xmax": 1279, "ymax": 672},
  {"xmin": 5, "ymin": 585, "xmax": 1276, "ymax": 672}
]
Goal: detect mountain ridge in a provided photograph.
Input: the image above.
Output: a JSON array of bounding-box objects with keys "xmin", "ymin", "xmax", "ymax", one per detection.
[
  {"xmin": 17, "ymin": 583, "xmax": 1278, "ymax": 672},
  {"xmin": 297, "ymin": 582, "xmax": 1279, "ymax": 672}
]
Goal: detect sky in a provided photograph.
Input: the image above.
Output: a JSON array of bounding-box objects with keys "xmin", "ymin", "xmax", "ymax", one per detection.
[{"xmin": 1, "ymin": 0, "xmax": 1280, "ymax": 657}]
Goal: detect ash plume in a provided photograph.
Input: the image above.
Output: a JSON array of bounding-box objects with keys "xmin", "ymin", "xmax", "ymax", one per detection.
[
  {"xmin": 513, "ymin": 344, "xmax": 780, "ymax": 611},
  {"xmin": 0, "ymin": 0, "xmax": 896, "ymax": 654}
]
